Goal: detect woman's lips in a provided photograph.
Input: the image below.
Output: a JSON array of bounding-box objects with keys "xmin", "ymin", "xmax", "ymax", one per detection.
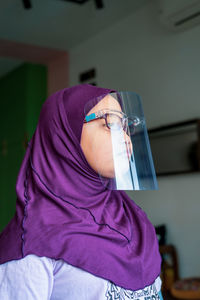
[{"xmin": 115, "ymin": 149, "xmax": 132, "ymax": 159}]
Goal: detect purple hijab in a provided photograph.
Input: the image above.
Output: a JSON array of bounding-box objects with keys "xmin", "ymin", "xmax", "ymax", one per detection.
[{"xmin": 0, "ymin": 84, "xmax": 161, "ymax": 290}]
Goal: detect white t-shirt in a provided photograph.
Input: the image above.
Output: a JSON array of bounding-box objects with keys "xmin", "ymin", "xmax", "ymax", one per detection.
[{"xmin": 0, "ymin": 255, "xmax": 163, "ymax": 300}]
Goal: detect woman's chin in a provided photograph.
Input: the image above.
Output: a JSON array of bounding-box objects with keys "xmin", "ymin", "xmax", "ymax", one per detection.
[{"xmin": 100, "ymin": 169, "xmax": 115, "ymax": 179}]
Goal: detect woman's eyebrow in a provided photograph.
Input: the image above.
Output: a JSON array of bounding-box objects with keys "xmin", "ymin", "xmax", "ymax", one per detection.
[{"xmin": 104, "ymin": 109, "xmax": 125, "ymax": 117}]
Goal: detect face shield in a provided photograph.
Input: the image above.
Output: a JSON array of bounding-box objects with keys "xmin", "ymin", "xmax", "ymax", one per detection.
[{"xmin": 83, "ymin": 92, "xmax": 157, "ymax": 190}]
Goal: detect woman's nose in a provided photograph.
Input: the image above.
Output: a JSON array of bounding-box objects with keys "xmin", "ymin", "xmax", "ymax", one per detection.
[{"xmin": 123, "ymin": 131, "xmax": 133, "ymax": 152}]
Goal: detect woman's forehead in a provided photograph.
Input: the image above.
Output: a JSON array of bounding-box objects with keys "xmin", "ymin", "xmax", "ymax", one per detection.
[{"xmin": 89, "ymin": 94, "xmax": 121, "ymax": 114}]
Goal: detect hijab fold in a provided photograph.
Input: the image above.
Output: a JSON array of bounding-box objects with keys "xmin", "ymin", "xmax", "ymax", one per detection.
[{"xmin": 0, "ymin": 84, "xmax": 161, "ymax": 290}]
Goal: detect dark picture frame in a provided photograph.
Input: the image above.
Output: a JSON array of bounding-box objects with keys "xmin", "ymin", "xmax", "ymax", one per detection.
[{"xmin": 148, "ymin": 119, "xmax": 200, "ymax": 176}]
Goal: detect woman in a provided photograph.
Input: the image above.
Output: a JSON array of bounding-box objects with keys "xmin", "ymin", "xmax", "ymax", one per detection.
[{"xmin": 0, "ymin": 84, "xmax": 162, "ymax": 299}]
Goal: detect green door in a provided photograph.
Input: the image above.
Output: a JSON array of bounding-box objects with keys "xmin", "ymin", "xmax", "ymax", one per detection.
[{"xmin": 0, "ymin": 63, "xmax": 47, "ymax": 232}]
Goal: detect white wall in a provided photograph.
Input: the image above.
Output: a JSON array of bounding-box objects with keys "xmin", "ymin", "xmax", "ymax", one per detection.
[{"xmin": 69, "ymin": 0, "xmax": 200, "ymax": 278}]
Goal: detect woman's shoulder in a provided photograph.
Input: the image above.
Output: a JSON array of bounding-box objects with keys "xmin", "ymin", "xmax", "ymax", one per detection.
[{"xmin": 0, "ymin": 255, "xmax": 54, "ymax": 299}]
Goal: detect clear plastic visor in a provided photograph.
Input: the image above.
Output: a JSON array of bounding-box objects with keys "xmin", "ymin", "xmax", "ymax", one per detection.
[{"xmin": 83, "ymin": 92, "xmax": 157, "ymax": 190}]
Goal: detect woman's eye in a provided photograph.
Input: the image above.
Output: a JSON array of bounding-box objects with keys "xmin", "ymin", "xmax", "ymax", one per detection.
[{"xmin": 102, "ymin": 123, "xmax": 110, "ymax": 131}]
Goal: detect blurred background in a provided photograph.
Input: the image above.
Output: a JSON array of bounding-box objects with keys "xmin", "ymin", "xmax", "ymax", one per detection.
[{"xmin": 0, "ymin": 0, "xmax": 200, "ymax": 298}]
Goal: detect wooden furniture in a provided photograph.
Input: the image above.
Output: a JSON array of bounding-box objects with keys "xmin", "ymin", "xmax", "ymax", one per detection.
[
  {"xmin": 159, "ymin": 245, "xmax": 200, "ymax": 300},
  {"xmin": 159, "ymin": 245, "xmax": 179, "ymax": 292},
  {"xmin": 171, "ymin": 278, "xmax": 200, "ymax": 299}
]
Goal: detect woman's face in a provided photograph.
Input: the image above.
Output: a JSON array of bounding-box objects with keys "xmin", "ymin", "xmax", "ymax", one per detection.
[{"xmin": 80, "ymin": 94, "xmax": 133, "ymax": 178}]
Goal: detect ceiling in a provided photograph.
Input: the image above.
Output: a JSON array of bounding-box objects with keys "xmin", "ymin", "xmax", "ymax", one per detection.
[{"xmin": 0, "ymin": 0, "xmax": 148, "ymax": 78}]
